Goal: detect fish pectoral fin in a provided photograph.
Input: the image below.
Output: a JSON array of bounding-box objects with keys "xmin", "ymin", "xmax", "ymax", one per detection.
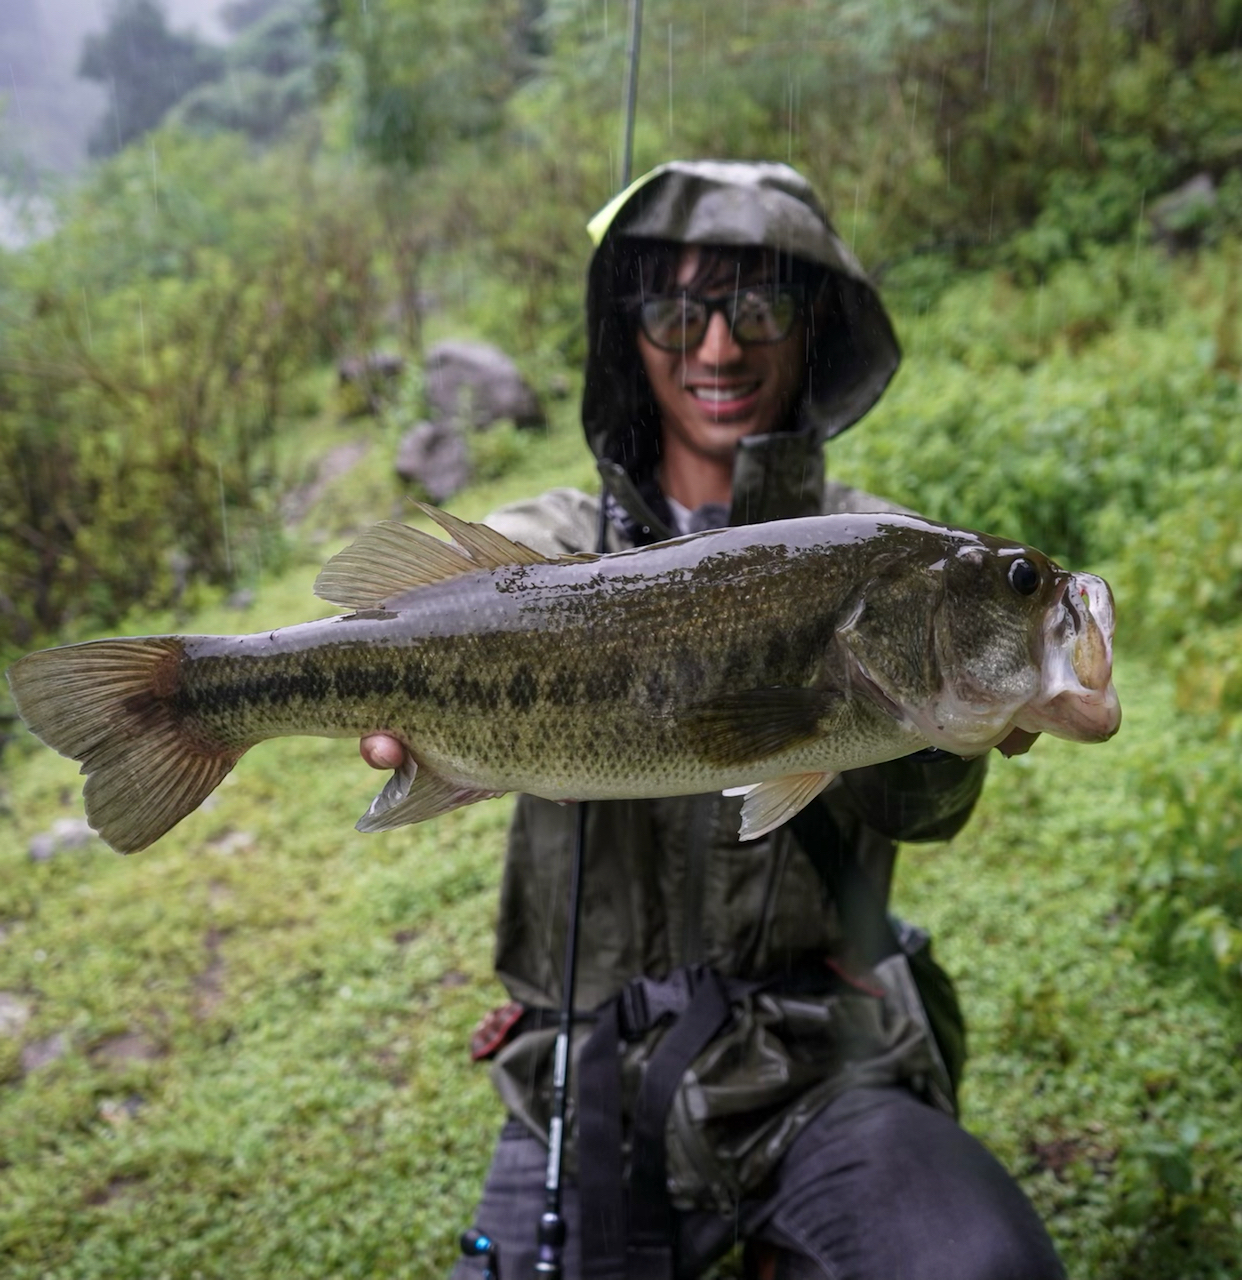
[
  {"xmin": 356, "ymin": 756, "xmax": 504, "ymax": 832},
  {"xmin": 728, "ymin": 772, "xmax": 837, "ymax": 842},
  {"xmin": 688, "ymin": 687, "xmax": 840, "ymax": 766}
]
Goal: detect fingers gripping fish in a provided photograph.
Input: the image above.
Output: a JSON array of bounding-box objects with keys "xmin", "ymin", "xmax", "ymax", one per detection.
[{"xmin": 5, "ymin": 506, "xmax": 1121, "ymax": 854}]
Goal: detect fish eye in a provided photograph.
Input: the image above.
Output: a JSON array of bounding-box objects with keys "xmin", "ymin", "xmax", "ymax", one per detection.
[{"xmin": 1008, "ymin": 558, "xmax": 1041, "ymax": 596}]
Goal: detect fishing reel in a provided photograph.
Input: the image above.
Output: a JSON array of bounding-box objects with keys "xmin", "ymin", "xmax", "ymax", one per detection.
[{"xmin": 460, "ymin": 1227, "xmax": 501, "ymax": 1279}]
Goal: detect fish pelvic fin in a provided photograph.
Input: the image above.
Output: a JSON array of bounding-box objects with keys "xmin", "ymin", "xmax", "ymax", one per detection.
[
  {"xmin": 356, "ymin": 753, "xmax": 504, "ymax": 832},
  {"xmin": 314, "ymin": 504, "xmax": 598, "ymax": 610},
  {"xmin": 5, "ymin": 638, "xmax": 241, "ymax": 854},
  {"xmin": 688, "ymin": 687, "xmax": 841, "ymax": 767},
  {"xmin": 726, "ymin": 772, "xmax": 837, "ymax": 842}
]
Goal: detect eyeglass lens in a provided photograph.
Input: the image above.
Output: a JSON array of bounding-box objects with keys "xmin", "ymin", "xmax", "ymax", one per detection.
[{"xmin": 640, "ymin": 285, "xmax": 800, "ymax": 351}]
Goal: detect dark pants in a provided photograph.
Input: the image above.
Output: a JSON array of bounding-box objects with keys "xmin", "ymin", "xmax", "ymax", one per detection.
[{"xmin": 451, "ymin": 1087, "xmax": 1066, "ymax": 1280}]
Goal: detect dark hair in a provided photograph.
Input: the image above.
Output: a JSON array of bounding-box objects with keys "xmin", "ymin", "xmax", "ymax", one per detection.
[{"xmin": 613, "ymin": 238, "xmax": 826, "ymax": 305}]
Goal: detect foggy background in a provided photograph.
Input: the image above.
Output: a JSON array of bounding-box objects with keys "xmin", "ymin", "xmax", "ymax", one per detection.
[{"xmin": 3, "ymin": 0, "xmax": 228, "ymax": 176}]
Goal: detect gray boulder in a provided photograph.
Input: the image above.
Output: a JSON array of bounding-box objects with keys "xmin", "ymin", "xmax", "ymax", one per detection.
[
  {"xmin": 395, "ymin": 420, "xmax": 472, "ymax": 503},
  {"xmin": 337, "ymin": 351, "xmax": 407, "ymax": 417},
  {"xmin": 425, "ymin": 340, "xmax": 544, "ymax": 430},
  {"xmin": 29, "ymin": 817, "xmax": 96, "ymax": 862},
  {"xmin": 1149, "ymin": 174, "xmax": 1217, "ymax": 251}
]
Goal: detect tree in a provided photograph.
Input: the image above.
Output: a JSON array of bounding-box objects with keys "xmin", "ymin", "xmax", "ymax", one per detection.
[{"xmin": 78, "ymin": 0, "xmax": 225, "ymax": 157}]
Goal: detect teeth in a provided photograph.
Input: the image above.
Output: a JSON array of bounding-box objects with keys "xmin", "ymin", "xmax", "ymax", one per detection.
[{"xmin": 691, "ymin": 384, "xmax": 760, "ymax": 403}]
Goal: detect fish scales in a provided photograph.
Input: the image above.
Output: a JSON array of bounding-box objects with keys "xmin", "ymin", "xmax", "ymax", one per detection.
[
  {"xmin": 5, "ymin": 507, "xmax": 1121, "ymax": 852},
  {"xmin": 169, "ymin": 545, "xmax": 863, "ymax": 790}
]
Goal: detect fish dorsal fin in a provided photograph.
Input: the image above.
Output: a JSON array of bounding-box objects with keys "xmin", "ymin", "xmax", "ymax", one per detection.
[
  {"xmin": 314, "ymin": 505, "xmax": 598, "ymax": 609},
  {"xmin": 415, "ymin": 502, "xmax": 552, "ymax": 568},
  {"xmin": 314, "ymin": 521, "xmax": 478, "ymax": 608}
]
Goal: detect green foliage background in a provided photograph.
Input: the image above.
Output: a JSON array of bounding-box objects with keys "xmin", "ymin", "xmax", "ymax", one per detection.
[{"xmin": 1, "ymin": 0, "xmax": 1241, "ymax": 1275}]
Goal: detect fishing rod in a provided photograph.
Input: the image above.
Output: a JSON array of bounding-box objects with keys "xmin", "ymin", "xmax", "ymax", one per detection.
[
  {"xmin": 534, "ymin": 6, "xmax": 643, "ymax": 1271},
  {"xmin": 461, "ymin": 4, "xmax": 644, "ymax": 1276}
]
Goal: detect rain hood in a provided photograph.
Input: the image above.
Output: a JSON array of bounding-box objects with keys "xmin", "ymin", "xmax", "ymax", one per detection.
[{"xmin": 582, "ymin": 160, "xmax": 901, "ymax": 539}]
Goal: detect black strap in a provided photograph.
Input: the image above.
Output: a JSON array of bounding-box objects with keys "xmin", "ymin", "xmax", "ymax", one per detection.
[
  {"xmin": 577, "ymin": 967, "xmax": 734, "ymax": 1280},
  {"xmin": 627, "ymin": 969, "xmax": 731, "ymax": 1274},
  {"xmin": 786, "ymin": 799, "xmax": 899, "ymax": 968},
  {"xmin": 579, "ymin": 1000, "xmax": 627, "ymax": 1280}
]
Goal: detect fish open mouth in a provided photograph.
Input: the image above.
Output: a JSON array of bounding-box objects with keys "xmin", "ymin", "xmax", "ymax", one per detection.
[{"xmin": 1015, "ymin": 572, "xmax": 1121, "ymax": 743}]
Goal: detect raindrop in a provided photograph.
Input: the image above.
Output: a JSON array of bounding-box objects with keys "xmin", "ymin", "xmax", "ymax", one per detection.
[
  {"xmin": 218, "ymin": 460, "xmax": 233, "ymax": 577},
  {"xmin": 137, "ymin": 298, "xmax": 149, "ymax": 378},
  {"xmin": 81, "ymin": 288, "xmax": 94, "ymax": 353},
  {"xmin": 667, "ymin": 23, "xmax": 674, "ymax": 138},
  {"xmin": 7, "ymin": 63, "xmax": 23, "ymax": 123},
  {"xmin": 984, "ymin": 2, "xmax": 993, "ymax": 92}
]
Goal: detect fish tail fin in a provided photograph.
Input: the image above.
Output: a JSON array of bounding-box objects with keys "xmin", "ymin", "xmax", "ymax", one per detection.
[{"xmin": 6, "ymin": 637, "xmax": 241, "ymax": 854}]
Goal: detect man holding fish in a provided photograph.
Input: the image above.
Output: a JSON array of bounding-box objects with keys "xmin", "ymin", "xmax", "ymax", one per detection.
[
  {"xmin": 355, "ymin": 162, "xmax": 1103, "ymax": 1277},
  {"xmin": 10, "ymin": 161, "xmax": 1118, "ymax": 1277},
  {"xmin": 8, "ymin": 149, "xmax": 1126, "ymax": 1276}
]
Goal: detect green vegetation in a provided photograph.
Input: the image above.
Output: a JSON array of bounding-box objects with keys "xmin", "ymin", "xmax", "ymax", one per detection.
[{"xmin": 1, "ymin": 1, "xmax": 1240, "ymax": 1274}]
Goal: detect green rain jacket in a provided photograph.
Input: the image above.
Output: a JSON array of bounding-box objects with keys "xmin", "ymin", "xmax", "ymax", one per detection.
[{"xmin": 480, "ymin": 161, "xmax": 987, "ymax": 1211}]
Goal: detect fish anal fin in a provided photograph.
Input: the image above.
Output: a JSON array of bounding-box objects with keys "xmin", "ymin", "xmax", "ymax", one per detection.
[
  {"xmin": 6, "ymin": 638, "xmax": 242, "ymax": 854},
  {"xmin": 356, "ymin": 755, "xmax": 504, "ymax": 832},
  {"xmin": 689, "ymin": 687, "xmax": 840, "ymax": 767},
  {"xmin": 730, "ymin": 772, "xmax": 836, "ymax": 842}
]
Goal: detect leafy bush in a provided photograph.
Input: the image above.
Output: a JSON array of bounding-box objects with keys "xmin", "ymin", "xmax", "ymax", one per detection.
[{"xmin": 0, "ymin": 130, "xmax": 394, "ymax": 657}]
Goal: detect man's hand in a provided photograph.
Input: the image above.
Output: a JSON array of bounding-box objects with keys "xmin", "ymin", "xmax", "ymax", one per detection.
[
  {"xmin": 360, "ymin": 733, "xmax": 406, "ymax": 770},
  {"xmin": 995, "ymin": 728, "xmax": 1041, "ymax": 758}
]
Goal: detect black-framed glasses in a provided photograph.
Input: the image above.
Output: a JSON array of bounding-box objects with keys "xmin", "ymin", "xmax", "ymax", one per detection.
[{"xmin": 631, "ymin": 283, "xmax": 805, "ymax": 352}]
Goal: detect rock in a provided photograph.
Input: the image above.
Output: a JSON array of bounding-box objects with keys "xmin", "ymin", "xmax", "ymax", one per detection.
[
  {"xmin": 0, "ymin": 992, "xmax": 31, "ymax": 1038},
  {"xmin": 92, "ymin": 1032, "xmax": 162, "ymax": 1066},
  {"xmin": 337, "ymin": 351, "xmax": 407, "ymax": 417},
  {"xmin": 21, "ymin": 1031, "xmax": 69, "ymax": 1073},
  {"xmin": 280, "ymin": 440, "xmax": 370, "ymax": 527},
  {"xmin": 395, "ymin": 420, "xmax": 472, "ymax": 502},
  {"xmin": 1149, "ymin": 173, "xmax": 1217, "ymax": 251},
  {"xmin": 28, "ymin": 817, "xmax": 95, "ymax": 862},
  {"xmin": 98, "ymin": 1095, "xmax": 144, "ymax": 1127},
  {"xmin": 425, "ymin": 340, "xmax": 544, "ymax": 430}
]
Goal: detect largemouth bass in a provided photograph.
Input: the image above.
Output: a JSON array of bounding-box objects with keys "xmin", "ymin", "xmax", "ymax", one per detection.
[{"xmin": 6, "ymin": 506, "xmax": 1120, "ymax": 854}]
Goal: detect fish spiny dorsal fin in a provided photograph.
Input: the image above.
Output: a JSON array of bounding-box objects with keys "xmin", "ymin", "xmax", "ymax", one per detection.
[
  {"xmin": 415, "ymin": 503, "xmax": 552, "ymax": 569},
  {"xmin": 314, "ymin": 507, "xmax": 598, "ymax": 609}
]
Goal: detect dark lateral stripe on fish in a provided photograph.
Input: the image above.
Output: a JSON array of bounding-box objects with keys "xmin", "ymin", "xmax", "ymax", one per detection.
[{"xmin": 170, "ymin": 650, "xmax": 647, "ymax": 726}]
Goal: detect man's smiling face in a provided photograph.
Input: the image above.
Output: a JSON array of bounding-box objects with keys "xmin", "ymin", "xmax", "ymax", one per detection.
[{"xmin": 636, "ymin": 246, "xmax": 809, "ymax": 470}]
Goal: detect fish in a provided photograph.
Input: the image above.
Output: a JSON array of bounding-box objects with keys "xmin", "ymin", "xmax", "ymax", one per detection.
[{"xmin": 5, "ymin": 505, "xmax": 1121, "ymax": 854}]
